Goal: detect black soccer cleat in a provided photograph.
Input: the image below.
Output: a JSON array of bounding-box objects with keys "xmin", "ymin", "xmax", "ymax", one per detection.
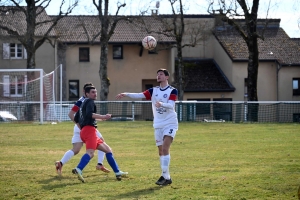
[{"xmin": 155, "ymin": 176, "xmax": 172, "ymax": 186}]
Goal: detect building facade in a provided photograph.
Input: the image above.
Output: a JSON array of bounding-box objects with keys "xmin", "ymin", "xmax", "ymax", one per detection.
[{"xmin": 1, "ymin": 10, "xmax": 299, "ymax": 102}]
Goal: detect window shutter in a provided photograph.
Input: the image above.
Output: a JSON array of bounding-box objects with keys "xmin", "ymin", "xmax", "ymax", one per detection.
[
  {"xmin": 3, "ymin": 75, "xmax": 10, "ymax": 97},
  {"xmin": 23, "ymin": 47, "xmax": 27, "ymax": 59},
  {"xmin": 3, "ymin": 43, "xmax": 10, "ymax": 59}
]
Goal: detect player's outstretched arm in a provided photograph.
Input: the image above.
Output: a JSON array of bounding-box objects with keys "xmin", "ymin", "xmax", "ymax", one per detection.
[
  {"xmin": 115, "ymin": 93, "xmax": 127, "ymax": 100},
  {"xmin": 116, "ymin": 93, "xmax": 146, "ymax": 99},
  {"xmin": 92, "ymin": 113, "xmax": 112, "ymax": 120}
]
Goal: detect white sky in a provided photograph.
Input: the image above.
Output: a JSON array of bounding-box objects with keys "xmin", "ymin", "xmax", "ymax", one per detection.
[{"xmin": 43, "ymin": 0, "xmax": 300, "ymax": 38}]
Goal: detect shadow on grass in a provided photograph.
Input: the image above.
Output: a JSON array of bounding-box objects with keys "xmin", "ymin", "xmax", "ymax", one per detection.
[
  {"xmin": 37, "ymin": 175, "xmax": 83, "ymax": 189},
  {"xmin": 110, "ymin": 186, "xmax": 163, "ymax": 199},
  {"xmin": 37, "ymin": 173, "xmax": 131, "ymax": 190}
]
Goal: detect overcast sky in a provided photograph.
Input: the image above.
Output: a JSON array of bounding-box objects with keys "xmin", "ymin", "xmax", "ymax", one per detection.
[{"xmin": 44, "ymin": 0, "xmax": 299, "ymax": 38}]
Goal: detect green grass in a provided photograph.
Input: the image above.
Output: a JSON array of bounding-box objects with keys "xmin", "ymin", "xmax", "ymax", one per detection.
[{"xmin": 0, "ymin": 121, "xmax": 300, "ymax": 200}]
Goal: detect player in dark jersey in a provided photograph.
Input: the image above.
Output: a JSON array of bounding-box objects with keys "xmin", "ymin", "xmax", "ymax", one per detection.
[
  {"xmin": 55, "ymin": 83, "xmax": 109, "ymax": 176},
  {"xmin": 72, "ymin": 85, "xmax": 127, "ymax": 182}
]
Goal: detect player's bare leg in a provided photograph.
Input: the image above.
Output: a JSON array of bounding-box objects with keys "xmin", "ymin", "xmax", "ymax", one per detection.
[{"xmin": 55, "ymin": 142, "xmax": 83, "ymax": 175}]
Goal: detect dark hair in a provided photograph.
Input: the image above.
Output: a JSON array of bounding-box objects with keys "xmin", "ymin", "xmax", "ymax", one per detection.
[
  {"xmin": 157, "ymin": 68, "xmax": 169, "ymax": 76},
  {"xmin": 84, "ymin": 86, "xmax": 96, "ymax": 94},
  {"xmin": 83, "ymin": 82, "xmax": 94, "ymax": 90}
]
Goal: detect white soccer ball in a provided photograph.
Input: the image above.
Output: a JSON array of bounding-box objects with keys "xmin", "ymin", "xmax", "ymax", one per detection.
[{"xmin": 142, "ymin": 36, "xmax": 157, "ymax": 50}]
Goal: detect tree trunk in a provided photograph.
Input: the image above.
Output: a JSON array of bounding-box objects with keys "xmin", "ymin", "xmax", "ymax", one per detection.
[
  {"xmin": 246, "ymin": 17, "xmax": 259, "ymax": 122},
  {"xmin": 176, "ymin": 45, "xmax": 184, "ymax": 100},
  {"xmin": 99, "ymin": 44, "xmax": 110, "ymax": 102},
  {"xmin": 25, "ymin": 0, "xmax": 36, "ymax": 69},
  {"xmin": 247, "ymin": 38, "xmax": 259, "ymax": 102}
]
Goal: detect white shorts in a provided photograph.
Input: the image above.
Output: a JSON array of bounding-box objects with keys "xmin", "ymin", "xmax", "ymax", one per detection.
[
  {"xmin": 154, "ymin": 126, "xmax": 177, "ymax": 146},
  {"xmin": 71, "ymin": 124, "xmax": 103, "ymax": 144}
]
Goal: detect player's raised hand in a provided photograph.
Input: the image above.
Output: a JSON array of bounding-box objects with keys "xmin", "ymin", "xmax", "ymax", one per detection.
[
  {"xmin": 116, "ymin": 93, "xmax": 126, "ymax": 100},
  {"xmin": 155, "ymin": 101, "xmax": 162, "ymax": 108}
]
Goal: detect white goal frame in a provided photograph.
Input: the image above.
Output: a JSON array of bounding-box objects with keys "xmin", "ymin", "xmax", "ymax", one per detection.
[{"xmin": 0, "ymin": 68, "xmax": 44, "ymax": 123}]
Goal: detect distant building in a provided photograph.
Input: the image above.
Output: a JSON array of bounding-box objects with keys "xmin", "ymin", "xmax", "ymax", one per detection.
[{"xmin": 0, "ymin": 8, "xmax": 299, "ymax": 101}]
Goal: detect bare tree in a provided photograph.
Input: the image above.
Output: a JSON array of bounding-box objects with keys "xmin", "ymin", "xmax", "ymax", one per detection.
[
  {"xmin": 92, "ymin": 0, "xmax": 126, "ymax": 101},
  {"xmin": 208, "ymin": 0, "xmax": 264, "ymax": 102},
  {"xmin": 207, "ymin": 0, "xmax": 274, "ymax": 121},
  {"xmin": 0, "ymin": 0, "xmax": 78, "ymax": 69},
  {"xmin": 141, "ymin": 0, "xmax": 212, "ymax": 100},
  {"xmin": 0, "ymin": 0, "xmax": 78, "ymax": 121}
]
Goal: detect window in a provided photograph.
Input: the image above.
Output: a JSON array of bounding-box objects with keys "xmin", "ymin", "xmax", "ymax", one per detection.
[
  {"xmin": 3, "ymin": 75, "xmax": 27, "ymax": 97},
  {"xmin": 10, "ymin": 43, "xmax": 23, "ymax": 58},
  {"xmin": 3, "ymin": 43, "xmax": 27, "ymax": 59},
  {"xmin": 293, "ymin": 78, "xmax": 300, "ymax": 95},
  {"xmin": 244, "ymin": 78, "xmax": 248, "ymax": 98},
  {"xmin": 79, "ymin": 47, "xmax": 89, "ymax": 62},
  {"xmin": 69, "ymin": 80, "xmax": 79, "ymax": 99},
  {"xmin": 145, "ymin": 84, "xmax": 153, "ymax": 89},
  {"xmin": 113, "ymin": 45, "xmax": 123, "ymax": 59}
]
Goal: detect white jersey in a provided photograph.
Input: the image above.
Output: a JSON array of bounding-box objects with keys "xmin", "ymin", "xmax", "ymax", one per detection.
[
  {"xmin": 149, "ymin": 86, "xmax": 178, "ymax": 128},
  {"xmin": 126, "ymin": 85, "xmax": 178, "ymax": 129}
]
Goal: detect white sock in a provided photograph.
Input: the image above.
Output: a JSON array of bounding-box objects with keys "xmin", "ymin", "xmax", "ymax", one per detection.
[
  {"xmin": 161, "ymin": 154, "xmax": 170, "ymax": 179},
  {"xmin": 160, "ymin": 156, "xmax": 163, "ymax": 176},
  {"xmin": 97, "ymin": 150, "xmax": 105, "ymax": 164},
  {"xmin": 60, "ymin": 150, "xmax": 75, "ymax": 165}
]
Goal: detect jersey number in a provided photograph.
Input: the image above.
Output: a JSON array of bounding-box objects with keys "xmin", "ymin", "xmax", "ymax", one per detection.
[{"xmin": 168, "ymin": 129, "xmax": 173, "ymax": 134}]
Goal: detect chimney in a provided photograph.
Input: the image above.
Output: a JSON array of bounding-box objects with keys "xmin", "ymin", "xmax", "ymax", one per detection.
[{"xmin": 151, "ymin": 9, "xmax": 158, "ymax": 15}]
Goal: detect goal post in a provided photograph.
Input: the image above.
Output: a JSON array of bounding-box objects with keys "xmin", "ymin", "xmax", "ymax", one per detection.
[{"xmin": 0, "ymin": 66, "xmax": 62, "ymax": 124}]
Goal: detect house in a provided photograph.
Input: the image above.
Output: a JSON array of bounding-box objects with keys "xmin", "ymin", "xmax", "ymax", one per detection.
[
  {"xmin": 54, "ymin": 15, "xmax": 177, "ymax": 101},
  {"xmin": 0, "ymin": 7, "xmax": 57, "ymax": 103},
  {"xmin": 1, "ymin": 8, "xmax": 300, "ymax": 103},
  {"xmin": 212, "ymin": 19, "xmax": 300, "ymax": 101},
  {"xmin": 0, "ymin": 7, "xmax": 57, "ymax": 73}
]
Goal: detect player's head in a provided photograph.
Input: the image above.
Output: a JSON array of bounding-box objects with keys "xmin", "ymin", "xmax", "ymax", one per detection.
[
  {"xmin": 157, "ymin": 69, "xmax": 170, "ymax": 76},
  {"xmin": 83, "ymin": 82, "xmax": 94, "ymax": 90},
  {"xmin": 84, "ymin": 86, "xmax": 97, "ymax": 100},
  {"xmin": 83, "ymin": 82, "xmax": 94, "ymax": 96},
  {"xmin": 157, "ymin": 68, "xmax": 169, "ymax": 83}
]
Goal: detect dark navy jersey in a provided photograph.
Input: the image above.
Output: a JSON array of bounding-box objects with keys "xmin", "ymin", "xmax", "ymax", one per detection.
[{"xmin": 78, "ymin": 98, "xmax": 97, "ymax": 128}]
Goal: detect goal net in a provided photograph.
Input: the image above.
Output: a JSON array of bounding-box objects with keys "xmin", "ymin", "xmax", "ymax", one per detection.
[{"xmin": 0, "ymin": 68, "xmax": 60, "ymax": 123}]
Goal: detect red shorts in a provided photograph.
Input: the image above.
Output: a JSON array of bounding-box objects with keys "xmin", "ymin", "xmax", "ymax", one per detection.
[{"xmin": 80, "ymin": 126, "xmax": 103, "ymax": 150}]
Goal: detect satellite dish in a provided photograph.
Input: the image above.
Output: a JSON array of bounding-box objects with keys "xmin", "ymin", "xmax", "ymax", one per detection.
[{"xmin": 156, "ymin": 1, "xmax": 160, "ymax": 8}]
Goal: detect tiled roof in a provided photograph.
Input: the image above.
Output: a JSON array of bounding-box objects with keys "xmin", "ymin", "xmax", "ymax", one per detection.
[
  {"xmin": 52, "ymin": 15, "xmax": 101, "ymax": 42},
  {"xmin": 291, "ymin": 38, "xmax": 300, "ymax": 47},
  {"xmin": 214, "ymin": 27, "xmax": 300, "ymax": 65},
  {"xmin": 54, "ymin": 15, "xmax": 176, "ymax": 43},
  {"xmin": 0, "ymin": 6, "xmax": 56, "ymax": 37},
  {"xmin": 182, "ymin": 59, "xmax": 235, "ymax": 92}
]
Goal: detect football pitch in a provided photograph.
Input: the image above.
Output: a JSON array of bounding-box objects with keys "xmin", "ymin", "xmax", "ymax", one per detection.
[{"xmin": 0, "ymin": 121, "xmax": 299, "ymax": 200}]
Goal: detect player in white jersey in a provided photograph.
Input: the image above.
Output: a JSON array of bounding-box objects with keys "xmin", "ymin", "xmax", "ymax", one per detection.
[
  {"xmin": 55, "ymin": 83, "xmax": 110, "ymax": 175},
  {"xmin": 116, "ymin": 69, "xmax": 178, "ymax": 186}
]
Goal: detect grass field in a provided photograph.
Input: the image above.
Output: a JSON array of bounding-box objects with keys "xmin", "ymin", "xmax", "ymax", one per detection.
[{"xmin": 0, "ymin": 121, "xmax": 300, "ymax": 200}]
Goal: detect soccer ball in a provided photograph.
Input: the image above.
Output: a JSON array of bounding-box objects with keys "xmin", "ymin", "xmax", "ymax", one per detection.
[{"xmin": 142, "ymin": 36, "xmax": 157, "ymax": 50}]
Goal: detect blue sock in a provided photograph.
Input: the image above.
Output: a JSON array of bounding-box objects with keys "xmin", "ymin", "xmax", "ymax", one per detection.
[
  {"xmin": 77, "ymin": 153, "xmax": 91, "ymax": 171},
  {"xmin": 106, "ymin": 152, "xmax": 119, "ymax": 173}
]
